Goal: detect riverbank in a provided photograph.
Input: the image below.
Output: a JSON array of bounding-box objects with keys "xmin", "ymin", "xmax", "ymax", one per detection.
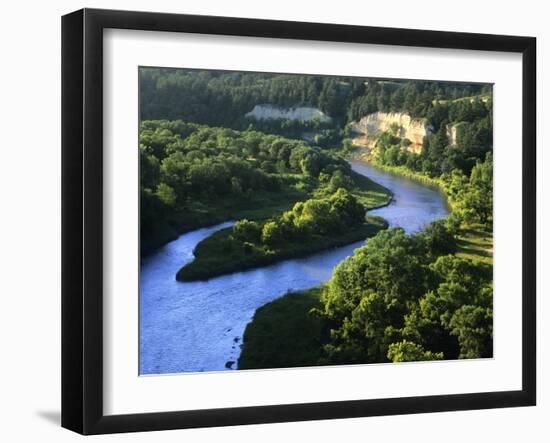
[
  {"xmin": 141, "ymin": 186, "xmax": 309, "ymax": 256},
  {"xmin": 348, "ymin": 150, "xmax": 453, "ymax": 204},
  {"xmin": 140, "ymin": 155, "xmax": 453, "ymax": 373},
  {"xmin": 173, "ymin": 164, "xmax": 393, "ymax": 281},
  {"xmin": 143, "ymin": 168, "xmax": 392, "ymax": 256},
  {"xmin": 238, "ymin": 287, "xmax": 327, "ymax": 369},
  {"xmin": 238, "ymin": 159, "xmax": 493, "ymax": 371},
  {"xmin": 176, "ymin": 216, "xmax": 387, "ymax": 282},
  {"xmin": 349, "ymin": 152, "xmax": 493, "ymax": 263},
  {"xmin": 239, "ymin": 222, "xmax": 493, "ymax": 370}
]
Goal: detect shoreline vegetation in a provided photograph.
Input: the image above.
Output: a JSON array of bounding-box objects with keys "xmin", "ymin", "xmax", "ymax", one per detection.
[
  {"xmin": 239, "ymin": 225, "xmax": 493, "ymax": 371},
  {"xmin": 349, "ymin": 149, "xmax": 493, "ymax": 263},
  {"xmin": 349, "ymin": 151, "xmax": 445, "ymax": 192},
  {"xmin": 177, "ymin": 215, "xmax": 387, "ymax": 282},
  {"xmin": 238, "ymin": 287, "xmax": 328, "ymax": 370},
  {"xmin": 138, "ymin": 68, "xmax": 494, "ymax": 370},
  {"xmin": 237, "ymin": 152, "xmax": 493, "ymax": 370},
  {"xmin": 142, "ymin": 186, "xmax": 309, "ymax": 256},
  {"xmin": 176, "ymin": 184, "xmax": 391, "ymax": 281},
  {"xmin": 139, "ymin": 120, "xmax": 392, "ymax": 256}
]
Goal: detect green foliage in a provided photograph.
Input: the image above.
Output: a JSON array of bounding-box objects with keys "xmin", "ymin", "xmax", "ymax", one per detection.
[
  {"xmin": 318, "ymin": 222, "xmax": 492, "ymax": 364},
  {"xmin": 261, "ymin": 221, "xmax": 285, "ymax": 247},
  {"xmin": 141, "ymin": 68, "xmax": 491, "ymax": 155},
  {"xmin": 347, "ymin": 80, "xmax": 489, "ymax": 123},
  {"xmin": 387, "ymin": 340, "xmax": 443, "ymax": 363},
  {"xmin": 372, "ymin": 140, "xmax": 493, "ymax": 229},
  {"xmin": 321, "ymin": 228, "xmax": 431, "ymax": 363},
  {"xmin": 365, "ymin": 88, "xmax": 492, "ymax": 215},
  {"xmin": 177, "ymin": 215, "xmax": 387, "ymax": 282},
  {"xmin": 177, "ymin": 190, "xmax": 387, "ymax": 281},
  {"xmin": 466, "ymin": 153, "xmax": 493, "ymax": 224},
  {"xmin": 139, "ymin": 120, "xmax": 371, "ymax": 253},
  {"xmin": 449, "ymin": 303, "xmax": 493, "ymax": 359},
  {"xmin": 138, "ymin": 68, "xmax": 494, "ymax": 369},
  {"xmin": 141, "ymin": 68, "xmax": 325, "ymax": 125},
  {"xmin": 329, "ymin": 170, "xmax": 354, "ymax": 191},
  {"xmin": 271, "ymin": 188, "xmax": 367, "ymax": 241},
  {"xmin": 232, "ymin": 219, "xmax": 262, "ymax": 243},
  {"xmin": 443, "ymin": 153, "xmax": 493, "ymax": 225},
  {"xmin": 420, "ymin": 219, "xmax": 458, "ymax": 258},
  {"xmin": 155, "ymin": 182, "xmax": 177, "ymax": 206}
]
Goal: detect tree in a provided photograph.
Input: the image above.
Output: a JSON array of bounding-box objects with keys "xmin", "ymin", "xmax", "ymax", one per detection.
[
  {"xmin": 160, "ymin": 151, "xmax": 189, "ymax": 197},
  {"xmin": 295, "ymin": 199, "xmax": 335, "ymax": 235},
  {"xmin": 426, "ymin": 103, "xmax": 449, "ymax": 129},
  {"xmin": 449, "ymin": 303, "xmax": 493, "ymax": 358},
  {"xmin": 261, "ymin": 221, "xmax": 285, "ymax": 247},
  {"xmin": 318, "ymin": 219, "xmax": 493, "ymax": 365},
  {"xmin": 387, "ymin": 340, "xmax": 443, "ymax": 362},
  {"xmin": 155, "ymin": 183, "xmax": 177, "ymax": 207},
  {"xmin": 328, "ymin": 188, "xmax": 365, "ymax": 227},
  {"xmin": 426, "ymin": 123, "xmax": 450, "ymax": 173},
  {"xmin": 140, "ymin": 148, "xmax": 161, "ymax": 189},
  {"xmin": 329, "ymin": 170, "xmax": 354, "ymax": 192},
  {"xmin": 413, "ymin": 256, "xmax": 493, "ymax": 358},
  {"xmin": 320, "ymin": 228, "xmax": 430, "ymax": 363},
  {"xmin": 421, "ymin": 219, "xmax": 457, "ymax": 258},
  {"xmin": 467, "ymin": 153, "xmax": 493, "ymax": 224},
  {"xmin": 300, "ymin": 154, "xmax": 321, "ymax": 177},
  {"xmin": 233, "ymin": 219, "xmax": 262, "ymax": 243}
]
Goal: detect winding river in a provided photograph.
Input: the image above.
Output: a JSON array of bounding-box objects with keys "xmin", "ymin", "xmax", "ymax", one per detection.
[{"xmin": 139, "ymin": 160, "xmax": 449, "ymax": 375}]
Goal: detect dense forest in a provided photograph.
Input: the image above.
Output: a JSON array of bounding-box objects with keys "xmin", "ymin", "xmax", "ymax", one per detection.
[
  {"xmin": 239, "ymin": 220, "xmax": 493, "ymax": 369},
  {"xmin": 140, "ymin": 120, "xmax": 390, "ymax": 254},
  {"xmin": 139, "ymin": 67, "xmax": 494, "ymax": 367},
  {"xmin": 319, "ymin": 221, "xmax": 492, "ymax": 364},
  {"xmin": 140, "ymin": 68, "xmax": 491, "ymax": 148}
]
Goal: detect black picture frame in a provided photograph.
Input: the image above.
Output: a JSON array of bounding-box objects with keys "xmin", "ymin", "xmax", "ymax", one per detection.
[{"xmin": 62, "ymin": 8, "xmax": 536, "ymax": 435}]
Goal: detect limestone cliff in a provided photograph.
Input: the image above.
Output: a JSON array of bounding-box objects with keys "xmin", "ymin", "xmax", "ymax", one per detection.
[
  {"xmin": 245, "ymin": 104, "xmax": 331, "ymax": 122},
  {"xmin": 351, "ymin": 112, "xmax": 432, "ymax": 154},
  {"xmin": 446, "ymin": 122, "xmax": 468, "ymax": 146},
  {"xmin": 446, "ymin": 123, "xmax": 458, "ymax": 145}
]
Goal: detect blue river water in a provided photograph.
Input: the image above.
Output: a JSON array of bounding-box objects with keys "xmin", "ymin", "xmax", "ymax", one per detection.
[{"xmin": 139, "ymin": 160, "xmax": 449, "ymax": 375}]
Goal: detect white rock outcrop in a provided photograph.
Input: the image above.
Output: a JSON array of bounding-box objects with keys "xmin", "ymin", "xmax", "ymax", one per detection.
[
  {"xmin": 351, "ymin": 112, "xmax": 432, "ymax": 154},
  {"xmin": 245, "ymin": 104, "xmax": 331, "ymax": 122},
  {"xmin": 446, "ymin": 123, "xmax": 462, "ymax": 145}
]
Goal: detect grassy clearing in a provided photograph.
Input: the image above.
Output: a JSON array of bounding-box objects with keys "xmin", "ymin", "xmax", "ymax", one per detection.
[
  {"xmin": 238, "ymin": 287, "xmax": 327, "ymax": 370},
  {"xmin": 347, "ymin": 171, "xmax": 393, "ymax": 209},
  {"xmin": 176, "ymin": 216, "xmax": 387, "ymax": 281},
  {"xmin": 456, "ymin": 224, "xmax": 493, "ymax": 264},
  {"xmin": 310, "ymin": 170, "xmax": 392, "ymax": 210}
]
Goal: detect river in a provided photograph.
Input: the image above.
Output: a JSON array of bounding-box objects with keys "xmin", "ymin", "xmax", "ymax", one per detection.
[{"xmin": 139, "ymin": 160, "xmax": 449, "ymax": 375}]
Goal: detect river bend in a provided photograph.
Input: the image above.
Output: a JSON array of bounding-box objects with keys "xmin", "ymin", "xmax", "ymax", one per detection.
[{"xmin": 139, "ymin": 161, "xmax": 449, "ymax": 374}]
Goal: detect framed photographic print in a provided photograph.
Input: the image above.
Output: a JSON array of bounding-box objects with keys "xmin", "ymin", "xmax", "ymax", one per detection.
[{"xmin": 61, "ymin": 8, "xmax": 536, "ymax": 435}]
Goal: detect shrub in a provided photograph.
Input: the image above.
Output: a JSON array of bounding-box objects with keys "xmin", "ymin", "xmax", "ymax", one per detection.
[
  {"xmin": 261, "ymin": 221, "xmax": 285, "ymax": 247},
  {"xmin": 233, "ymin": 219, "xmax": 262, "ymax": 243}
]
